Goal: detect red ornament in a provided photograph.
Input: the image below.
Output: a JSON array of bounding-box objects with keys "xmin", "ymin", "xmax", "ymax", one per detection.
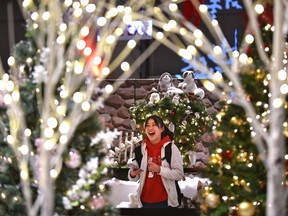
[
  {"xmin": 221, "ymin": 150, "xmax": 234, "ymax": 161},
  {"xmin": 170, "ymin": 110, "xmax": 175, "ymax": 116}
]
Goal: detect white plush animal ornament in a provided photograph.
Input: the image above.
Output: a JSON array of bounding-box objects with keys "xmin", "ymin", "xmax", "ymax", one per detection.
[
  {"xmin": 148, "ymin": 92, "xmax": 160, "ymax": 105},
  {"xmin": 157, "ymin": 72, "xmax": 175, "ymax": 93},
  {"xmin": 178, "ymin": 70, "xmax": 205, "ymax": 99}
]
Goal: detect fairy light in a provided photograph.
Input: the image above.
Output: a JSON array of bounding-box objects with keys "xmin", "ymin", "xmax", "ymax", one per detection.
[
  {"xmin": 50, "ymin": 169, "xmax": 58, "ymax": 178},
  {"xmin": 273, "ymin": 98, "xmax": 283, "ymax": 108},
  {"xmin": 114, "ymin": 27, "xmax": 124, "ymax": 36},
  {"xmin": 76, "ymin": 39, "xmax": 86, "ymax": 50},
  {"xmin": 104, "ymin": 84, "xmax": 113, "ymax": 94},
  {"xmin": 280, "ymin": 84, "xmax": 288, "ymax": 94},
  {"xmin": 24, "ymin": 128, "xmax": 31, "ymax": 137},
  {"xmin": 169, "ymin": 3, "xmax": 178, "ymax": 11},
  {"xmin": 203, "ymin": 80, "xmax": 215, "ymax": 91},
  {"xmin": 80, "ymin": 26, "xmax": 89, "ymax": 37},
  {"xmin": 19, "ymin": 145, "xmax": 29, "ymax": 155},
  {"xmin": 83, "ymin": 47, "xmax": 92, "ymax": 56},
  {"xmin": 213, "ymin": 46, "xmax": 222, "ymax": 55},
  {"xmin": 127, "ymin": 40, "xmax": 136, "ymax": 48},
  {"xmin": 74, "ymin": 8, "xmax": 83, "ymax": 18},
  {"xmin": 44, "ymin": 127, "xmax": 54, "ymax": 138},
  {"xmin": 97, "ymin": 17, "xmax": 107, "ymax": 26},
  {"xmin": 195, "ymin": 39, "xmax": 203, "ymax": 47},
  {"xmin": 44, "ymin": 139, "xmax": 54, "ymax": 150},
  {"xmin": 194, "ymin": 29, "xmax": 203, "ymax": 38},
  {"xmin": 199, "ymin": 4, "xmax": 208, "ymax": 13},
  {"xmin": 156, "ymin": 32, "xmax": 164, "ymax": 40},
  {"xmin": 59, "ymin": 23, "xmax": 67, "ymax": 32},
  {"xmin": 59, "ymin": 121, "xmax": 70, "ymax": 134},
  {"xmin": 73, "ymin": 92, "xmax": 83, "ymax": 103},
  {"xmin": 4, "ymin": 94, "xmax": 12, "ymax": 105},
  {"xmin": 254, "ymin": 4, "xmax": 264, "ymax": 14},
  {"xmin": 56, "ymin": 105, "xmax": 66, "ymax": 115},
  {"xmin": 81, "ymin": 101, "xmax": 91, "ymax": 111},
  {"xmin": 64, "ymin": 0, "xmax": 72, "ymax": 7},
  {"xmin": 121, "ymin": 61, "xmax": 130, "ymax": 71},
  {"xmin": 211, "ymin": 19, "xmax": 218, "ymax": 26},
  {"xmin": 60, "ymin": 89, "xmax": 69, "ymax": 99},
  {"xmin": 86, "ymin": 3, "xmax": 96, "ymax": 13},
  {"xmin": 80, "ymin": 0, "xmax": 89, "ymax": 6},
  {"xmin": 7, "ymin": 56, "xmax": 15, "ymax": 66},
  {"xmin": 31, "ymin": 12, "xmax": 38, "ymax": 20},
  {"xmin": 60, "ymin": 135, "xmax": 68, "ymax": 144},
  {"xmin": 42, "ymin": 11, "xmax": 50, "ymax": 21},
  {"xmin": 74, "ymin": 61, "xmax": 84, "ymax": 74},
  {"xmin": 102, "ymin": 67, "xmax": 110, "ymax": 76},
  {"xmin": 106, "ymin": 7, "xmax": 118, "ymax": 18},
  {"xmin": 168, "ymin": 20, "xmax": 177, "ymax": 29},
  {"xmin": 22, "ymin": 0, "xmax": 32, "ymax": 8},
  {"xmin": 278, "ymin": 69, "xmax": 287, "ymax": 80},
  {"xmin": 106, "ymin": 35, "xmax": 116, "ymax": 44},
  {"xmin": 245, "ymin": 34, "xmax": 254, "ymax": 44},
  {"xmin": 214, "ymin": 71, "xmax": 223, "ymax": 81},
  {"xmin": 93, "ymin": 56, "xmax": 102, "ymax": 65},
  {"xmin": 187, "ymin": 45, "xmax": 197, "ymax": 55},
  {"xmin": 47, "ymin": 117, "xmax": 58, "ymax": 128},
  {"xmin": 239, "ymin": 53, "xmax": 248, "ymax": 64},
  {"xmin": 56, "ymin": 34, "xmax": 66, "ymax": 44}
]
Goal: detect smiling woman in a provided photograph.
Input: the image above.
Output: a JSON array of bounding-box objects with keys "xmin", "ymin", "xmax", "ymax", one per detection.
[{"xmin": 127, "ymin": 115, "xmax": 184, "ymax": 208}]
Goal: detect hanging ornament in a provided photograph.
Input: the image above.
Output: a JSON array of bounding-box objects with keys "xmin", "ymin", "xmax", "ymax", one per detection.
[
  {"xmin": 168, "ymin": 122, "xmax": 175, "ymax": 132},
  {"xmin": 238, "ymin": 201, "xmax": 255, "ymax": 216},
  {"xmin": 205, "ymin": 193, "xmax": 220, "ymax": 208},
  {"xmin": 221, "ymin": 149, "xmax": 234, "ymax": 161},
  {"xmin": 65, "ymin": 148, "xmax": 82, "ymax": 169}
]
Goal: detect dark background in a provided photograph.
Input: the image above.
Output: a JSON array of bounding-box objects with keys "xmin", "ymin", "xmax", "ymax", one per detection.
[{"xmin": 0, "ymin": 0, "xmax": 247, "ymax": 79}]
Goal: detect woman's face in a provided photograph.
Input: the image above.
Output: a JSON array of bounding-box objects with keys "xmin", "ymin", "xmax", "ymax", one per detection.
[{"xmin": 144, "ymin": 118, "xmax": 164, "ymax": 145}]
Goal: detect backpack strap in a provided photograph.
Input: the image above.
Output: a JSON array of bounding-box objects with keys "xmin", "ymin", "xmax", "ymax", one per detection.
[{"xmin": 162, "ymin": 142, "xmax": 172, "ymax": 166}]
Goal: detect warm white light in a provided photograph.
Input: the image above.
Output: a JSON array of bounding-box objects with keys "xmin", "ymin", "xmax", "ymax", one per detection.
[
  {"xmin": 59, "ymin": 121, "xmax": 70, "ymax": 134},
  {"xmin": 280, "ymin": 84, "xmax": 288, "ymax": 94},
  {"xmin": 169, "ymin": 3, "xmax": 178, "ymax": 11},
  {"xmin": 50, "ymin": 169, "xmax": 58, "ymax": 178},
  {"xmin": 93, "ymin": 56, "xmax": 102, "ymax": 65},
  {"xmin": 211, "ymin": 19, "xmax": 218, "ymax": 26},
  {"xmin": 187, "ymin": 45, "xmax": 197, "ymax": 55},
  {"xmin": 64, "ymin": 0, "xmax": 72, "ymax": 7},
  {"xmin": 194, "ymin": 29, "xmax": 203, "ymax": 38},
  {"xmin": 278, "ymin": 69, "xmax": 287, "ymax": 80},
  {"xmin": 6, "ymin": 80, "xmax": 14, "ymax": 92},
  {"xmin": 74, "ymin": 61, "xmax": 84, "ymax": 74},
  {"xmin": 199, "ymin": 4, "xmax": 208, "ymax": 13},
  {"xmin": 7, "ymin": 135, "xmax": 14, "ymax": 144},
  {"xmin": 60, "ymin": 135, "xmax": 68, "ymax": 144},
  {"xmin": 59, "ymin": 23, "xmax": 67, "ymax": 32},
  {"xmin": 81, "ymin": 26, "xmax": 90, "ymax": 36},
  {"xmin": 179, "ymin": 28, "xmax": 187, "ymax": 35},
  {"xmin": 47, "ymin": 117, "xmax": 58, "ymax": 128},
  {"xmin": 7, "ymin": 56, "xmax": 15, "ymax": 66},
  {"xmin": 239, "ymin": 53, "xmax": 248, "ymax": 64},
  {"xmin": 97, "ymin": 17, "xmax": 107, "ymax": 26},
  {"xmin": 273, "ymin": 98, "xmax": 283, "ymax": 108},
  {"xmin": 44, "ymin": 127, "xmax": 54, "ymax": 138},
  {"xmin": 123, "ymin": 14, "xmax": 132, "ymax": 24},
  {"xmin": 19, "ymin": 145, "xmax": 29, "ymax": 155},
  {"xmin": 31, "ymin": 12, "xmax": 38, "ymax": 20},
  {"xmin": 83, "ymin": 47, "xmax": 92, "ymax": 56},
  {"xmin": 121, "ymin": 62, "xmax": 130, "ymax": 71},
  {"xmin": 214, "ymin": 71, "xmax": 223, "ymax": 81},
  {"xmin": 255, "ymin": 4, "xmax": 264, "ymax": 14},
  {"xmin": 4, "ymin": 94, "xmax": 12, "ymax": 105},
  {"xmin": 42, "ymin": 11, "xmax": 50, "ymax": 21},
  {"xmin": 232, "ymin": 50, "xmax": 239, "ymax": 58},
  {"xmin": 73, "ymin": 92, "xmax": 83, "ymax": 103},
  {"xmin": 102, "ymin": 67, "xmax": 110, "ymax": 76},
  {"xmin": 127, "ymin": 40, "xmax": 136, "ymax": 48},
  {"xmin": 86, "ymin": 4, "xmax": 96, "ymax": 13},
  {"xmin": 24, "ymin": 128, "xmax": 31, "ymax": 137},
  {"xmin": 20, "ymin": 171, "xmax": 28, "ymax": 180},
  {"xmin": 105, "ymin": 84, "xmax": 113, "ymax": 94},
  {"xmin": 56, "ymin": 34, "xmax": 66, "ymax": 44},
  {"xmin": 203, "ymin": 80, "xmax": 215, "ymax": 91},
  {"xmin": 106, "ymin": 35, "xmax": 116, "ymax": 44},
  {"xmin": 168, "ymin": 20, "xmax": 177, "ymax": 29},
  {"xmin": 56, "ymin": 105, "xmax": 65, "ymax": 115},
  {"xmin": 44, "ymin": 140, "xmax": 54, "ymax": 150},
  {"xmin": 22, "ymin": 0, "xmax": 32, "ymax": 8},
  {"xmin": 82, "ymin": 101, "xmax": 91, "ymax": 111},
  {"xmin": 245, "ymin": 34, "xmax": 254, "ymax": 44},
  {"xmin": 12, "ymin": 91, "xmax": 20, "ymax": 102},
  {"xmin": 76, "ymin": 39, "xmax": 86, "ymax": 50},
  {"xmin": 156, "ymin": 32, "xmax": 164, "ymax": 40},
  {"xmin": 195, "ymin": 39, "xmax": 203, "ymax": 47},
  {"xmin": 213, "ymin": 46, "xmax": 222, "ymax": 55},
  {"xmin": 74, "ymin": 8, "xmax": 83, "ymax": 17},
  {"xmin": 60, "ymin": 90, "xmax": 69, "ymax": 98}
]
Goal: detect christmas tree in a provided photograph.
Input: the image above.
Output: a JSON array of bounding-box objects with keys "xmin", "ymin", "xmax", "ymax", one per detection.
[{"xmin": 198, "ymin": 2, "xmax": 288, "ymax": 215}]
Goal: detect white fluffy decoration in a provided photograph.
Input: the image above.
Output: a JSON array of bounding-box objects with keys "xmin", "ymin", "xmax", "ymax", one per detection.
[
  {"xmin": 178, "ymin": 70, "xmax": 205, "ymax": 99},
  {"xmin": 105, "ymin": 176, "xmax": 210, "ymax": 208}
]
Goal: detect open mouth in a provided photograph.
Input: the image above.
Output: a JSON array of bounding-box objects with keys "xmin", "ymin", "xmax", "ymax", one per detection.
[{"xmin": 148, "ymin": 131, "xmax": 155, "ymax": 136}]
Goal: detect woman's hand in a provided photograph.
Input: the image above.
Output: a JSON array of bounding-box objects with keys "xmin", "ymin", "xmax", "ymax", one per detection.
[
  {"xmin": 148, "ymin": 159, "xmax": 161, "ymax": 174},
  {"xmin": 130, "ymin": 166, "xmax": 143, "ymax": 178}
]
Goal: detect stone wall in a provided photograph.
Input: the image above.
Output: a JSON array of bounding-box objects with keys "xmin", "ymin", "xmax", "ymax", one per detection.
[{"xmin": 97, "ymin": 79, "xmax": 221, "ymax": 168}]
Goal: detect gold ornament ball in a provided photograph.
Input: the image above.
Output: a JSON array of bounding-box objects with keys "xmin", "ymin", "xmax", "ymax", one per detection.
[
  {"xmin": 238, "ymin": 201, "xmax": 255, "ymax": 216},
  {"xmin": 205, "ymin": 193, "xmax": 220, "ymax": 208}
]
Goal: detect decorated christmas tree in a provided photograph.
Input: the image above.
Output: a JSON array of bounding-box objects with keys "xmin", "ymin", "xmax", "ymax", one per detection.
[{"xmin": 198, "ymin": 2, "xmax": 288, "ymax": 215}]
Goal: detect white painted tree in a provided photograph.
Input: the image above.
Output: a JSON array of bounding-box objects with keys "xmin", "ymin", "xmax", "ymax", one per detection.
[{"xmin": 147, "ymin": 0, "xmax": 287, "ymax": 215}]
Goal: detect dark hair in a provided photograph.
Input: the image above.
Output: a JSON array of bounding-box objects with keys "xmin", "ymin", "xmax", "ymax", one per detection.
[{"xmin": 144, "ymin": 115, "xmax": 174, "ymax": 140}]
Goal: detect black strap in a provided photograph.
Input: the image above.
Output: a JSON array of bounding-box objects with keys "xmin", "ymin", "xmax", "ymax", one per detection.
[{"xmin": 162, "ymin": 142, "xmax": 172, "ymax": 166}]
